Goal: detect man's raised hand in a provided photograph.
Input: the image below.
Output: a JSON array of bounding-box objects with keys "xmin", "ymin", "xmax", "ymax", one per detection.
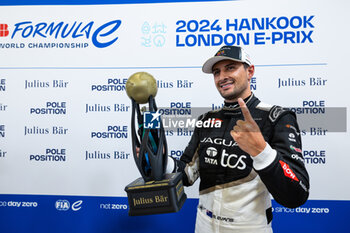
[{"xmin": 230, "ymin": 98, "xmax": 266, "ymax": 157}]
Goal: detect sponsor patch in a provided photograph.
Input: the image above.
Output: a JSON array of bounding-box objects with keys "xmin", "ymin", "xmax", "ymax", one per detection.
[
  {"xmin": 279, "ymin": 160, "xmax": 299, "ymax": 181},
  {"xmin": 269, "ymin": 105, "xmax": 285, "ymax": 122}
]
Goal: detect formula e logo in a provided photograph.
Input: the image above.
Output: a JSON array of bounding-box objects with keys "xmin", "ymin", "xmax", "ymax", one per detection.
[
  {"xmin": 144, "ymin": 111, "xmax": 161, "ymax": 129},
  {"xmin": 9, "ymin": 20, "xmax": 122, "ymax": 48},
  {"xmin": 0, "ymin": 24, "xmax": 9, "ymax": 37},
  {"xmin": 71, "ymin": 200, "xmax": 83, "ymax": 211},
  {"xmin": 206, "ymin": 147, "xmax": 217, "ymax": 157},
  {"xmin": 55, "ymin": 200, "xmax": 70, "ymax": 211}
]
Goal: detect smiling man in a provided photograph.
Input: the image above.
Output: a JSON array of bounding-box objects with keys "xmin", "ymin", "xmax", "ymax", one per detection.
[{"xmin": 167, "ymin": 46, "xmax": 310, "ymax": 233}]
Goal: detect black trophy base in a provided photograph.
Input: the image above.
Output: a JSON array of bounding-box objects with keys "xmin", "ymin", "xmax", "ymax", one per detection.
[{"xmin": 124, "ymin": 172, "xmax": 187, "ymax": 216}]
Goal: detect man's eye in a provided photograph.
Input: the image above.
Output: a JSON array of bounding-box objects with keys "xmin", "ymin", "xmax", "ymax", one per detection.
[
  {"xmin": 227, "ymin": 66, "xmax": 235, "ymax": 70},
  {"xmin": 213, "ymin": 71, "xmax": 219, "ymax": 76}
]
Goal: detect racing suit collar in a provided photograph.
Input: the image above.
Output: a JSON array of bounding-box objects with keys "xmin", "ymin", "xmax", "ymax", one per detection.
[{"xmin": 223, "ymin": 93, "xmax": 255, "ymax": 112}]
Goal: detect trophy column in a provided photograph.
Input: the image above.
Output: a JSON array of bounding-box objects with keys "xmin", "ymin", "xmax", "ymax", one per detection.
[{"xmin": 124, "ymin": 72, "xmax": 187, "ymax": 216}]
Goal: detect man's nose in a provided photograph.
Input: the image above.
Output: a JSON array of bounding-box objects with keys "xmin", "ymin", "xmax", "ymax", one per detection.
[{"xmin": 218, "ymin": 71, "xmax": 228, "ymax": 81}]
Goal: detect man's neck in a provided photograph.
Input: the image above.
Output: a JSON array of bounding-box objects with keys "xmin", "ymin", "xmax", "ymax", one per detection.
[
  {"xmin": 224, "ymin": 91, "xmax": 252, "ymax": 103},
  {"xmin": 224, "ymin": 93, "xmax": 253, "ymax": 108}
]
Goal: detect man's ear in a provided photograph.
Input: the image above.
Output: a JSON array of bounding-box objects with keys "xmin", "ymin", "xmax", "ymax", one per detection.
[{"xmin": 248, "ymin": 65, "xmax": 255, "ymax": 79}]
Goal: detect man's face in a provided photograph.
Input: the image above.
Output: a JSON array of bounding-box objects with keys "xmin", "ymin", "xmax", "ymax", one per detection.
[{"xmin": 212, "ymin": 60, "xmax": 254, "ymax": 102}]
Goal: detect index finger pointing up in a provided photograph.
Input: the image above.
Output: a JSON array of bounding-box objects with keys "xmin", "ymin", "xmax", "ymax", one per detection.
[{"xmin": 238, "ymin": 98, "xmax": 254, "ymax": 122}]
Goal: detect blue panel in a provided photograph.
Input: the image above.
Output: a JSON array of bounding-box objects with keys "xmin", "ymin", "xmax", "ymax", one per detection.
[
  {"xmin": 272, "ymin": 200, "xmax": 347, "ymax": 232},
  {"xmin": 0, "ymin": 194, "xmax": 197, "ymax": 233},
  {"xmin": 0, "ymin": 194, "xmax": 348, "ymax": 233}
]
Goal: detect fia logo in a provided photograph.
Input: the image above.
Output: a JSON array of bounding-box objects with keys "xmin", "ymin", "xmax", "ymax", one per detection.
[
  {"xmin": 55, "ymin": 200, "xmax": 83, "ymax": 211},
  {"xmin": 143, "ymin": 110, "xmax": 161, "ymax": 129},
  {"xmin": 55, "ymin": 200, "xmax": 70, "ymax": 211}
]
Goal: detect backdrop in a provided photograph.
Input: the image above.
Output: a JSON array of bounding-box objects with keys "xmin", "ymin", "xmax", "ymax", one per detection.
[{"xmin": 0, "ymin": 0, "xmax": 349, "ymax": 232}]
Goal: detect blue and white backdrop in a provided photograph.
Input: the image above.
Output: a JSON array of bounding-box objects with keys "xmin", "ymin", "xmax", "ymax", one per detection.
[{"xmin": 0, "ymin": 0, "xmax": 349, "ymax": 232}]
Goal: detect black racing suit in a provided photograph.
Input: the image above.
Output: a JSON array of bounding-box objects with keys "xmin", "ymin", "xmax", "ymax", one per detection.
[{"xmin": 170, "ymin": 94, "xmax": 310, "ymax": 233}]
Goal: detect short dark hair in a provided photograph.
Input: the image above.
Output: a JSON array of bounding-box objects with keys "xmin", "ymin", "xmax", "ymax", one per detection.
[{"xmin": 243, "ymin": 63, "xmax": 250, "ymax": 70}]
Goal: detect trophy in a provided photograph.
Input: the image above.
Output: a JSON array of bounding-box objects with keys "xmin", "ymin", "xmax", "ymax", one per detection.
[{"xmin": 124, "ymin": 72, "xmax": 187, "ymax": 216}]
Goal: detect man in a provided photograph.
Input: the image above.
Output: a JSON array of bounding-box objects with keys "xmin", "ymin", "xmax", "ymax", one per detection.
[{"xmin": 166, "ymin": 45, "xmax": 310, "ymax": 233}]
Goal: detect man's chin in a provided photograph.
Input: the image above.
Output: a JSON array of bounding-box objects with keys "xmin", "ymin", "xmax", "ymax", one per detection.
[{"xmin": 221, "ymin": 93, "xmax": 238, "ymax": 101}]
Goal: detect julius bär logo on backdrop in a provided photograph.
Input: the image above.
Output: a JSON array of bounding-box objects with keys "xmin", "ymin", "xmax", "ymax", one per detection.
[
  {"xmin": 0, "ymin": 24, "xmax": 9, "ymax": 37},
  {"xmin": 0, "ymin": 103, "xmax": 8, "ymax": 112},
  {"xmin": 0, "ymin": 148, "xmax": 7, "ymax": 158}
]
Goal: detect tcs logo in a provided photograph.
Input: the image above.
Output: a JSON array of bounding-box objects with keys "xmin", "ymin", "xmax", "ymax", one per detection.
[{"xmin": 0, "ymin": 24, "xmax": 9, "ymax": 37}]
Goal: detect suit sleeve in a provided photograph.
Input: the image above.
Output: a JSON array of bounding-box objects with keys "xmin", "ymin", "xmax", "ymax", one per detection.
[
  {"xmin": 170, "ymin": 124, "xmax": 201, "ymax": 187},
  {"xmin": 252, "ymin": 111, "xmax": 310, "ymax": 208}
]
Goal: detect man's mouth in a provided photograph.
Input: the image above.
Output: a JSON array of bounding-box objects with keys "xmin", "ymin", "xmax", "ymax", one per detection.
[{"xmin": 220, "ymin": 81, "xmax": 234, "ymax": 90}]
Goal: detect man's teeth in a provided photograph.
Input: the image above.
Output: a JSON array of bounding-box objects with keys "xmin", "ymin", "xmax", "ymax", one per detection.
[{"xmin": 221, "ymin": 83, "xmax": 232, "ymax": 88}]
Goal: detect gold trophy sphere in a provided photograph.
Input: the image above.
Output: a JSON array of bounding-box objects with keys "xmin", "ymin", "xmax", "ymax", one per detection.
[{"xmin": 126, "ymin": 72, "xmax": 158, "ymax": 104}]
